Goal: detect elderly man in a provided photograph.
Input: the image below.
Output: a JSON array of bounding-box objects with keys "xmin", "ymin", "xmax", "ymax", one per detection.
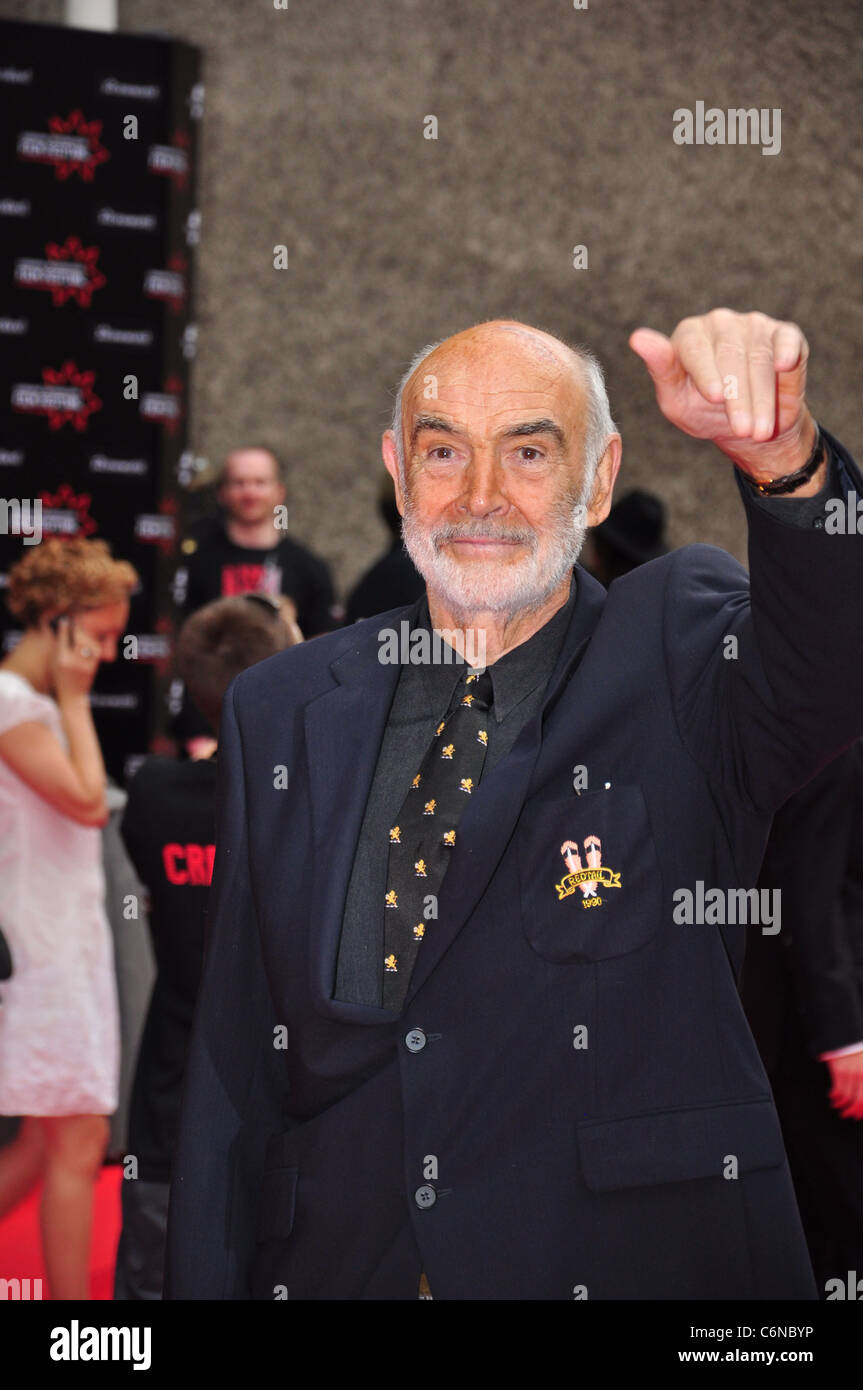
[{"xmin": 166, "ymin": 310, "xmax": 863, "ymax": 1300}]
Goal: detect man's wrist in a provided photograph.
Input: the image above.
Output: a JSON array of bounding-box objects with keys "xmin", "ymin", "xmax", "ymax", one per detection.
[{"xmin": 736, "ymin": 419, "xmax": 828, "ymax": 497}]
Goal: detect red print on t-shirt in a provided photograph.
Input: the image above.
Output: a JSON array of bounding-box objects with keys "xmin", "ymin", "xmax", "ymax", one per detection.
[
  {"xmin": 220, "ymin": 563, "xmax": 281, "ymax": 597},
  {"xmin": 162, "ymin": 843, "xmax": 216, "ymax": 885}
]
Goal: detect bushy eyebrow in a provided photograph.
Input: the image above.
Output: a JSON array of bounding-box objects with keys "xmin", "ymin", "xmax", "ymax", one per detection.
[
  {"xmin": 410, "ymin": 414, "xmax": 565, "ymax": 448},
  {"xmin": 500, "ymin": 418, "xmax": 565, "ymax": 447},
  {"xmin": 410, "ymin": 414, "xmax": 460, "ymax": 447}
]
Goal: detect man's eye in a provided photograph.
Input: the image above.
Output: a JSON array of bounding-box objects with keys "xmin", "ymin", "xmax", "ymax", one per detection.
[
  {"xmin": 517, "ymin": 447, "xmax": 543, "ymax": 461},
  {"xmin": 429, "ymin": 446, "xmax": 454, "ymax": 459}
]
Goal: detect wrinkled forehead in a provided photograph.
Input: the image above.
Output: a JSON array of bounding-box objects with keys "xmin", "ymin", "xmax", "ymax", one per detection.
[
  {"xmin": 223, "ymin": 449, "xmax": 279, "ymax": 479},
  {"xmin": 402, "ymin": 329, "xmax": 587, "ymax": 436}
]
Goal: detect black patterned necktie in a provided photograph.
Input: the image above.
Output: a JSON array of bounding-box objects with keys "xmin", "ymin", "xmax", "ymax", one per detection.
[{"xmin": 382, "ymin": 667, "xmax": 494, "ymax": 1010}]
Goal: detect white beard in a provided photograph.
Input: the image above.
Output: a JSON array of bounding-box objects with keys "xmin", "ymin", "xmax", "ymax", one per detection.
[{"xmin": 401, "ymin": 486, "xmax": 591, "ymax": 624}]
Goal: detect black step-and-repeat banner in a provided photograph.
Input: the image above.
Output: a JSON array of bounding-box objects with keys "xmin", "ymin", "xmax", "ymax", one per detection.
[{"xmin": 0, "ymin": 17, "xmax": 201, "ymax": 782}]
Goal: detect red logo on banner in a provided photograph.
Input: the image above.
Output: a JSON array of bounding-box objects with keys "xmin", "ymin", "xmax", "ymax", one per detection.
[
  {"xmin": 39, "ymin": 483, "xmax": 98, "ymax": 537},
  {"xmin": 42, "ymin": 361, "xmax": 103, "ymax": 431},
  {"xmin": 11, "ymin": 361, "xmax": 103, "ymax": 432},
  {"xmin": 44, "ymin": 236, "xmax": 107, "ymax": 307},
  {"xmin": 47, "ymin": 111, "xmax": 110, "ymax": 181}
]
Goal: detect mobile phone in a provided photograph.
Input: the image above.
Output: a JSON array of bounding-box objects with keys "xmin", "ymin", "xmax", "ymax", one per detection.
[{"xmin": 49, "ymin": 611, "xmax": 73, "ymax": 635}]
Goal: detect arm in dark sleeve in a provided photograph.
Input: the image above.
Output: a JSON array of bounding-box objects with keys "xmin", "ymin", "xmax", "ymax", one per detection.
[
  {"xmin": 164, "ymin": 674, "xmax": 287, "ymax": 1299},
  {"xmin": 757, "ymin": 746, "xmax": 863, "ymax": 1057},
  {"xmin": 832, "ymin": 740, "xmax": 863, "ymax": 1048},
  {"xmin": 742, "ymin": 429, "xmax": 843, "ymax": 528},
  {"xmin": 663, "ymin": 427, "xmax": 863, "ymax": 816},
  {"xmin": 119, "ymin": 760, "xmax": 157, "ymax": 889}
]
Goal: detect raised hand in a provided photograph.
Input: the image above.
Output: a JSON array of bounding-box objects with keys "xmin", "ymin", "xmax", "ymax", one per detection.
[
  {"xmin": 49, "ymin": 615, "xmax": 100, "ymax": 702},
  {"xmin": 629, "ymin": 309, "xmax": 822, "ymax": 487}
]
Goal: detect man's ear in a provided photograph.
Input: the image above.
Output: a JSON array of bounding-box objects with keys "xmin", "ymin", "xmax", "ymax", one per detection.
[
  {"xmin": 382, "ymin": 431, "xmax": 405, "ymax": 514},
  {"xmin": 585, "ymin": 435, "xmax": 623, "ymax": 528}
]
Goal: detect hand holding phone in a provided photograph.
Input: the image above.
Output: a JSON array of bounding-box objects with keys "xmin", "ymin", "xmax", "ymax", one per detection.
[{"xmin": 48, "ymin": 613, "xmax": 99, "ymax": 700}]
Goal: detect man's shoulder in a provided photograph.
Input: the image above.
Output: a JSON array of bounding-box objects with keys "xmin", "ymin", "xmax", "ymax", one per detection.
[
  {"xmin": 274, "ymin": 531, "xmax": 332, "ymax": 575},
  {"xmin": 231, "ymin": 601, "xmax": 420, "ymax": 701},
  {"xmin": 607, "ymin": 541, "xmax": 748, "ymax": 603},
  {"xmin": 126, "ymin": 753, "xmax": 216, "ymax": 797}
]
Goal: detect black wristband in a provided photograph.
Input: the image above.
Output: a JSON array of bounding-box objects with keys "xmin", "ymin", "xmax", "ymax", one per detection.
[{"xmin": 738, "ymin": 425, "xmax": 826, "ymax": 496}]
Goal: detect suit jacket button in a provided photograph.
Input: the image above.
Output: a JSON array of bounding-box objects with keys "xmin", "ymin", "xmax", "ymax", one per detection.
[
  {"xmin": 405, "ymin": 1028, "xmax": 427, "ymax": 1052},
  {"xmin": 415, "ymin": 1184, "xmax": 436, "ymax": 1209}
]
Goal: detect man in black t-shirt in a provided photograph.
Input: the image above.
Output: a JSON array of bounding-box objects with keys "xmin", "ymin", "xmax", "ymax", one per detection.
[
  {"xmin": 179, "ymin": 446, "xmax": 339, "ymax": 637},
  {"xmin": 173, "ymin": 446, "xmax": 339, "ymax": 749},
  {"xmin": 113, "ymin": 595, "xmax": 297, "ymax": 1300}
]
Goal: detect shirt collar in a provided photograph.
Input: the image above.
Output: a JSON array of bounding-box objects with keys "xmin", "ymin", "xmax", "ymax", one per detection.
[{"xmin": 414, "ymin": 571, "xmax": 577, "ymax": 723}]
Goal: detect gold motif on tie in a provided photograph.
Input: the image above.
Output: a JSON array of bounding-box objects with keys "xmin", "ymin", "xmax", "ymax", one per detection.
[{"xmin": 382, "ymin": 667, "xmax": 493, "ymax": 1010}]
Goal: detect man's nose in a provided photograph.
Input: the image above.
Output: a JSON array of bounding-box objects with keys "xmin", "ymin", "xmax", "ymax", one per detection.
[{"xmin": 459, "ymin": 451, "xmax": 508, "ymax": 516}]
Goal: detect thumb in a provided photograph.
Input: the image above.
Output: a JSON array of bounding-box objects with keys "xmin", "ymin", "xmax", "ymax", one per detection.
[{"xmin": 629, "ymin": 327, "xmax": 687, "ymax": 393}]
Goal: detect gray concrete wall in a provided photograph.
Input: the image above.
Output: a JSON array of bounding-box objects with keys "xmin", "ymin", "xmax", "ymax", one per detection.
[{"xmin": 4, "ymin": 0, "xmax": 860, "ymax": 590}]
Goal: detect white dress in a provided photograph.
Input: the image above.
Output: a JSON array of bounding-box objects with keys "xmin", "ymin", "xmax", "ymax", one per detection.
[{"xmin": 0, "ymin": 670, "xmax": 119, "ymax": 1115}]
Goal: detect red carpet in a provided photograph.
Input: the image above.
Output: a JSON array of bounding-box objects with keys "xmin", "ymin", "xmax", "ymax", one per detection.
[{"xmin": 0, "ymin": 1163, "xmax": 122, "ymax": 1299}]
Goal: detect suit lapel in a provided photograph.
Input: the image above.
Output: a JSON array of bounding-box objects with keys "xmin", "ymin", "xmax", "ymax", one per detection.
[{"xmin": 303, "ymin": 600, "xmax": 422, "ymax": 1022}]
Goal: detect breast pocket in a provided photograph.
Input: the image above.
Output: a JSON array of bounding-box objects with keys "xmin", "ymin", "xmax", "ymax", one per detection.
[{"xmin": 516, "ymin": 785, "xmax": 662, "ymax": 963}]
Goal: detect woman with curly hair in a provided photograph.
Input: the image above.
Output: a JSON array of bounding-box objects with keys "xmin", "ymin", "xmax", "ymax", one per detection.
[{"xmin": 0, "ymin": 537, "xmax": 138, "ymax": 1298}]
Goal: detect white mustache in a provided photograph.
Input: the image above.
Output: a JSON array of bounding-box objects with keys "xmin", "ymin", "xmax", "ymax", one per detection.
[{"xmin": 432, "ymin": 526, "xmax": 537, "ymax": 548}]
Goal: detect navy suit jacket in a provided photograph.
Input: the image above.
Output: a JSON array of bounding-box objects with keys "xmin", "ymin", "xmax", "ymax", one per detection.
[{"xmin": 166, "ymin": 435, "xmax": 863, "ymax": 1300}]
